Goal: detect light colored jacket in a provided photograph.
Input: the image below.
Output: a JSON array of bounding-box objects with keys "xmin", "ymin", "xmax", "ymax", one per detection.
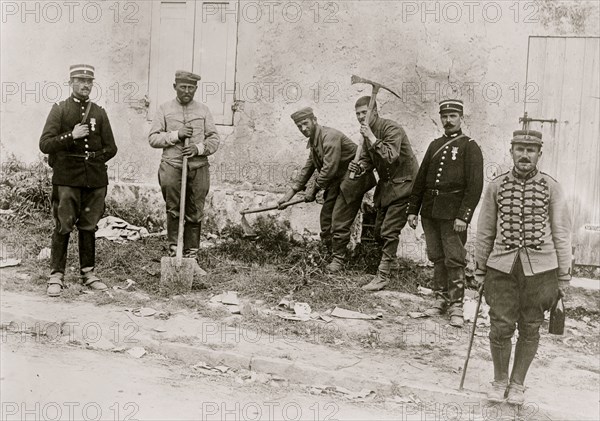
[
  {"xmin": 475, "ymin": 168, "xmax": 572, "ymax": 283},
  {"xmin": 148, "ymin": 99, "xmax": 220, "ymax": 169}
]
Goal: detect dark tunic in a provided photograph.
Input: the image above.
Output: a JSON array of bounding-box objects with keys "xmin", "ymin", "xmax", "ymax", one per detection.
[{"xmin": 40, "ymin": 95, "xmax": 117, "ymax": 188}]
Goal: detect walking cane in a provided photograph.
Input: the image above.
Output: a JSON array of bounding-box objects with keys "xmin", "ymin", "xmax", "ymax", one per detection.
[{"xmin": 459, "ymin": 283, "xmax": 485, "ymax": 390}]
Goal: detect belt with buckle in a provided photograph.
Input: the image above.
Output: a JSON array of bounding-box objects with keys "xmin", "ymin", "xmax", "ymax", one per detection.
[
  {"xmin": 426, "ymin": 188, "xmax": 463, "ymax": 196},
  {"xmin": 65, "ymin": 151, "xmax": 104, "ymax": 159}
]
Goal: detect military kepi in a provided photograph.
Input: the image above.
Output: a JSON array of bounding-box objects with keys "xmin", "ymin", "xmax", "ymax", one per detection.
[
  {"xmin": 175, "ymin": 70, "xmax": 201, "ymax": 85},
  {"xmin": 291, "ymin": 107, "xmax": 314, "ymax": 123},
  {"xmin": 511, "ymin": 129, "xmax": 543, "ymax": 146},
  {"xmin": 439, "ymin": 99, "xmax": 464, "ymax": 114},
  {"xmin": 70, "ymin": 64, "xmax": 95, "ymax": 79}
]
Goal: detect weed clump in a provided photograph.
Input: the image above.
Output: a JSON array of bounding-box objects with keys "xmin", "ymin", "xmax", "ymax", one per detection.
[
  {"xmin": 217, "ymin": 215, "xmax": 301, "ymax": 265},
  {"xmin": 0, "ymin": 155, "xmax": 52, "ymax": 222}
]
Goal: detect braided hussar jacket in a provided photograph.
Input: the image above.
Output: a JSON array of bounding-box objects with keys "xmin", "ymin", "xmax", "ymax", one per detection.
[{"xmin": 475, "ymin": 168, "xmax": 572, "ymax": 280}]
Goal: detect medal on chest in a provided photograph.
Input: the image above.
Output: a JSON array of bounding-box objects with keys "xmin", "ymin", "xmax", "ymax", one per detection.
[
  {"xmin": 451, "ymin": 146, "xmax": 459, "ymax": 160},
  {"xmin": 90, "ymin": 118, "xmax": 96, "ymax": 132}
]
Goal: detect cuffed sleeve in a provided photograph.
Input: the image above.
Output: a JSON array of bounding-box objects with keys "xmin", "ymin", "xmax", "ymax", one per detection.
[
  {"xmin": 148, "ymin": 105, "xmax": 174, "ymax": 148},
  {"xmin": 549, "ymin": 181, "xmax": 573, "ymax": 281},
  {"xmin": 369, "ymin": 124, "xmax": 404, "ymax": 165},
  {"xmin": 475, "ymin": 181, "xmax": 499, "ymax": 271},
  {"xmin": 292, "ymin": 153, "xmax": 315, "ymax": 192},
  {"xmin": 99, "ymin": 108, "xmax": 117, "ymax": 162},
  {"xmin": 201, "ymin": 109, "xmax": 220, "ymax": 156},
  {"xmin": 456, "ymin": 141, "xmax": 484, "ymax": 223},
  {"xmin": 315, "ymin": 133, "xmax": 342, "ymax": 190},
  {"xmin": 39, "ymin": 104, "xmax": 75, "ymax": 154}
]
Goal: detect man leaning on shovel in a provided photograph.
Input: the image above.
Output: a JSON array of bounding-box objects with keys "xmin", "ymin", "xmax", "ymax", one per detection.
[{"xmin": 149, "ymin": 70, "xmax": 220, "ymax": 257}]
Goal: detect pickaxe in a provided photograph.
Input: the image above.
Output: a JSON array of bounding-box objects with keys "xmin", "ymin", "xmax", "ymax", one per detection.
[{"xmin": 349, "ymin": 75, "xmax": 402, "ymax": 179}]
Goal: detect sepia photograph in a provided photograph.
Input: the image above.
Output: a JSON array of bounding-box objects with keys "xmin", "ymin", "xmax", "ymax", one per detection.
[{"xmin": 1, "ymin": 1, "xmax": 599, "ymax": 420}]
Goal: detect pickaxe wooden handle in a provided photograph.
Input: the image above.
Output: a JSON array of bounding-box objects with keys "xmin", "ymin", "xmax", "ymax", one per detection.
[
  {"xmin": 349, "ymin": 75, "xmax": 401, "ymax": 180},
  {"xmin": 240, "ymin": 197, "xmax": 305, "ymax": 215}
]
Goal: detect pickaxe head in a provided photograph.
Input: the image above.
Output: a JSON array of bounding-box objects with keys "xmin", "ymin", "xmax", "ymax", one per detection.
[{"xmin": 351, "ymin": 75, "xmax": 401, "ymax": 100}]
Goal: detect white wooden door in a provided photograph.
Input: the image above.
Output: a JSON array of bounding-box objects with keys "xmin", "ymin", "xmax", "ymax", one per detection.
[
  {"xmin": 525, "ymin": 36, "xmax": 600, "ymax": 266},
  {"xmin": 148, "ymin": 0, "xmax": 238, "ymax": 125}
]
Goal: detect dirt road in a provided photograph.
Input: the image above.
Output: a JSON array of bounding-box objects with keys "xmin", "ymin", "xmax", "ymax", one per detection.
[{"xmin": 1, "ymin": 338, "xmax": 405, "ymax": 421}]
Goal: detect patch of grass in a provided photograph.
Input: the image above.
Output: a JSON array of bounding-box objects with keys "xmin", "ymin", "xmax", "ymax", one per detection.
[{"xmin": 1, "ymin": 157, "xmax": 438, "ymax": 345}]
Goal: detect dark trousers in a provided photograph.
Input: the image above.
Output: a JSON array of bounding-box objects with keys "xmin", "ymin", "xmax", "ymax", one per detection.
[
  {"xmin": 50, "ymin": 185, "xmax": 106, "ymax": 274},
  {"xmin": 421, "ymin": 217, "xmax": 467, "ymax": 306},
  {"xmin": 319, "ymin": 180, "xmax": 343, "ymax": 247},
  {"xmin": 485, "ymin": 258, "xmax": 558, "ymax": 385},
  {"xmin": 374, "ymin": 198, "xmax": 409, "ymax": 270},
  {"xmin": 158, "ymin": 161, "xmax": 210, "ymax": 250}
]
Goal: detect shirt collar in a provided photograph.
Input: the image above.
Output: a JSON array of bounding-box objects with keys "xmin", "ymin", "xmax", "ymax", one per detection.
[
  {"xmin": 512, "ymin": 167, "xmax": 538, "ymax": 180},
  {"xmin": 176, "ymin": 97, "xmax": 194, "ymax": 106},
  {"xmin": 443, "ymin": 129, "xmax": 462, "ymax": 138},
  {"xmin": 307, "ymin": 124, "xmax": 322, "ymax": 149},
  {"xmin": 71, "ymin": 94, "xmax": 89, "ymax": 103}
]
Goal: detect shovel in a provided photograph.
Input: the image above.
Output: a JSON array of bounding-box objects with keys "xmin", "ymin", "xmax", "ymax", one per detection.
[
  {"xmin": 160, "ymin": 138, "xmax": 203, "ymax": 295},
  {"xmin": 240, "ymin": 198, "xmax": 305, "ymax": 237}
]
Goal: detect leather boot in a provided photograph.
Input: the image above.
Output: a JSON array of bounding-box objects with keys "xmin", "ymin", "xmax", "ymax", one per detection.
[
  {"xmin": 426, "ymin": 263, "xmax": 449, "ymax": 315},
  {"xmin": 183, "ymin": 222, "xmax": 201, "ymax": 257},
  {"xmin": 507, "ymin": 383, "xmax": 526, "ymax": 406},
  {"xmin": 447, "ymin": 267, "xmax": 465, "ymax": 326},
  {"xmin": 362, "ymin": 260, "xmax": 390, "ymax": 291},
  {"xmin": 78, "ymin": 230, "xmax": 96, "ymax": 272},
  {"xmin": 326, "ymin": 255, "xmax": 345, "ymax": 273},
  {"xmin": 166, "ymin": 214, "xmax": 179, "ymax": 256},
  {"xmin": 487, "ymin": 338, "xmax": 512, "ymax": 402},
  {"xmin": 79, "ymin": 230, "xmax": 107, "ymax": 291},
  {"xmin": 509, "ymin": 335, "xmax": 539, "ymax": 387},
  {"xmin": 50, "ymin": 230, "xmax": 70, "ymax": 275}
]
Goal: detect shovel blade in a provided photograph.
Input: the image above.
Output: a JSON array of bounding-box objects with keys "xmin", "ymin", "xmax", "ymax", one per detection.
[
  {"xmin": 160, "ymin": 257, "xmax": 198, "ymax": 295},
  {"xmin": 241, "ymin": 214, "xmax": 257, "ymax": 238}
]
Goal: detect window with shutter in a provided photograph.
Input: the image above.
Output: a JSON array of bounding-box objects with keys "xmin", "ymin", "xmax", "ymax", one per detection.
[{"xmin": 148, "ymin": 0, "xmax": 239, "ymax": 125}]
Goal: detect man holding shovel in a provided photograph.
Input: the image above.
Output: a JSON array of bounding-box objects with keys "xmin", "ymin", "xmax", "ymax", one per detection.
[
  {"xmin": 149, "ymin": 70, "xmax": 220, "ymax": 257},
  {"xmin": 407, "ymin": 99, "xmax": 484, "ymax": 327},
  {"xmin": 278, "ymin": 107, "xmax": 370, "ymax": 269},
  {"xmin": 348, "ymin": 96, "xmax": 419, "ymax": 291},
  {"xmin": 475, "ymin": 129, "xmax": 571, "ymax": 405}
]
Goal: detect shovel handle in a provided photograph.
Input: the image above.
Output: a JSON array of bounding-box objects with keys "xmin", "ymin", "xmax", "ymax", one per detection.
[
  {"xmin": 176, "ymin": 138, "xmax": 189, "ymax": 263},
  {"xmin": 240, "ymin": 197, "xmax": 305, "ymax": 215}
]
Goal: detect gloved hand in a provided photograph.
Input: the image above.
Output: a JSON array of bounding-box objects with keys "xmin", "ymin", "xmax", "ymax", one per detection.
[{"xmin": 277, "ymin": 189, "xmax": 296, "ymax": 209}]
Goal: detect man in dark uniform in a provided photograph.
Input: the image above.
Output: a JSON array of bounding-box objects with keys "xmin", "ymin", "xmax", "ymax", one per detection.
[
  {"xmin": 348, "ymin": 96, "xmax": 419, "ymax": 291},
  {"xmin": 407, "ymin": 99, "xmax": 484, "ymax": 326},
  {"xmin": 149, "ymin": 70, "xmax": 220, "ymax": 257},
  {"xmin": 39, "ymin": 64, "xmax": 118, "ymax": 297},
  {"xmin": 279, "ymin": 107, "xmax": 373, "ymax": 270},
  {"xmin": 475, "ymin": 130, "xmax": 571, "ymax": 405}
]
